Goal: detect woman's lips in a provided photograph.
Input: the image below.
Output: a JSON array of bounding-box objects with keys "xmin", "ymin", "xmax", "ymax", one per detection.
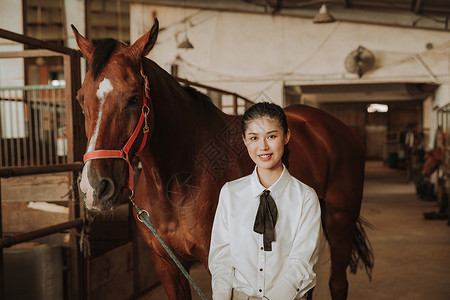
[{"xmin": 258, "ymin": 154, "xmax": 272, "ymax": 161}]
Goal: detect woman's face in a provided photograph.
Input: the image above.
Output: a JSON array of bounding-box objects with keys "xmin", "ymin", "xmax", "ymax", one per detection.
[{"xmin": 243, "ymin": 117, "xmax": 290, "ymax": 173}]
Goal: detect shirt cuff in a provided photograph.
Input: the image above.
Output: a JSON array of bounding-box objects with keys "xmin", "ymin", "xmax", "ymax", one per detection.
[
  {"xmin": 265, "ymin": 278, "xmax": 298, "ymax": 300},
  {"xmin": 213, "ymin": 291, "xmax": 232, "ymax": 300}
]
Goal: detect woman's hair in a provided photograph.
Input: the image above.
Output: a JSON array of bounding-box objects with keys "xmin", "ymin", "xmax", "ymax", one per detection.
[{"xmin": 242, "ymin": 102, "xmax": 288, "ymax": 136}]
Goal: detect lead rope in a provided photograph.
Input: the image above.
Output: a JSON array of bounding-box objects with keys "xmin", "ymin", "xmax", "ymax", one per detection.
[{"xmin": 129, "ymin": 194, "xmax": 207, "ymax": 299}]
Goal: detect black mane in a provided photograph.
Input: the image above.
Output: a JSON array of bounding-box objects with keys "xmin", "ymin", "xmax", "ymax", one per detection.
[
  {"xmin": 183, "ymin": 86, "xmax": 212, "ymax": 104},
  {"xmin": 91, "ymin": 38, "xmax": 117, "ymax": 80},
  {"xmin": 182, "ymin": 85, "xmax": 217, "ymax": 114}
]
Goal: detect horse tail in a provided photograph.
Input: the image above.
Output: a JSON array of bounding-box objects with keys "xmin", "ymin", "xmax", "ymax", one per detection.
[
  {"xmin": 319, "ymin": 198, "xmax": 374, "ymax": 280},
  {"xmin": 349, "ymin": 217, "xmax": 374, "ymax": 279}
]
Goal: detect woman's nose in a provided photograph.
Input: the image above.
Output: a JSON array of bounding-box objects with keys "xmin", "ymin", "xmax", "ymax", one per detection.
[{"xmin": 259, "ymin": 139, "xmax": 268, "ymax": 150}]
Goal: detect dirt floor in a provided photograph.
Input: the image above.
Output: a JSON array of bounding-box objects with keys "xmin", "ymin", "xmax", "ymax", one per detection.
[{"xmin": 139, "ymin": 161, "xmax": 450, "ymax": 300}]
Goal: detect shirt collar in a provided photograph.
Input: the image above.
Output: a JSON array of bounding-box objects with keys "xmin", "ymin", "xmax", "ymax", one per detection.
[{"xmin": 250, "ymin": 164, "xmax": 291, "ymax": 199}]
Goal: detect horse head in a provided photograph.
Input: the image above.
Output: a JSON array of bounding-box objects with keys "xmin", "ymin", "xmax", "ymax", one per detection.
[
  {"xmin": 73, "ymin": 19, "xmax": 159, "ymax": 211},
  {"xmin": 422, "ymin": 149, "xmax": 442, "ymax": 177}
]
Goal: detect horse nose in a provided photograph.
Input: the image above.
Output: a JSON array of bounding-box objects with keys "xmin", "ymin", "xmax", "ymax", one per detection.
[{"xmin": 97, "ymin": 177, "xmax": 115, "ymax": 202}]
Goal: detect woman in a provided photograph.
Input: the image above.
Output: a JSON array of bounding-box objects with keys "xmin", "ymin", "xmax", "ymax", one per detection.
[{"xmin": 209, "ymin": 102, "xmax": 322, "ymax": 300}]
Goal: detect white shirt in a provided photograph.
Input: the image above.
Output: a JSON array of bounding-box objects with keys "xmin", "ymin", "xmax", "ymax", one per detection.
[{"xmin": 209, "ymin": 165, "xmax": 322, "ymax": 300}]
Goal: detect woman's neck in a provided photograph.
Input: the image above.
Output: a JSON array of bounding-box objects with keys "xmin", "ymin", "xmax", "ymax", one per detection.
[{"xmin": 257, "ymin": 164, "xmax": 284, "ymax": 188}]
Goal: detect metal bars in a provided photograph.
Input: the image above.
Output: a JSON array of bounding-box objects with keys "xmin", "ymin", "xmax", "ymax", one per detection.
[{"xmin": 0, "ymin": 85, "xmax": 67, "ymax": 167}]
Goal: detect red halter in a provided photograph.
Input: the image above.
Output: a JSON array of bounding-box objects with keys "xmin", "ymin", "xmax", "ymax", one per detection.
[{"xmin": 83, "ymin": 65, "xmax": 151, "ymax": 196}]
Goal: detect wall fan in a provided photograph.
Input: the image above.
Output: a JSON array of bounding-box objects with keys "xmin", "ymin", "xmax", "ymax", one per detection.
[{"xmin": 344, "ymin": 46, "xmax": 375, "ymax": 78}]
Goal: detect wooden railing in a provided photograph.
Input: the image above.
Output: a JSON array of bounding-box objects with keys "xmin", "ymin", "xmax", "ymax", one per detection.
[{"xmin": 175, "ymin": 77, "xmax": 255, "ymax": 115}]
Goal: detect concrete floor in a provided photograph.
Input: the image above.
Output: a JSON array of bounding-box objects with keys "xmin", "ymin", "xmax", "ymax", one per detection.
[{"xmin": 139, "ymin": 161, "xmax": 450, "ymax": 300}]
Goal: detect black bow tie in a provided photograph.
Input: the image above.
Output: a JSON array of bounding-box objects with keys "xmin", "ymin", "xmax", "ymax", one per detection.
[{"xmin": 253, "ymin": 190, "xmax": 278, "ymax": 251}]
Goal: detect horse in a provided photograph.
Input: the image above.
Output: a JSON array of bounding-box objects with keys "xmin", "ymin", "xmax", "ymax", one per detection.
[
  {"xmin": 72, "ymin": 19, "xmax": 373, "ymax": 300},
  {"xmin": 422, "ymin": 149, "xmax": 442, "ymax": 177}
]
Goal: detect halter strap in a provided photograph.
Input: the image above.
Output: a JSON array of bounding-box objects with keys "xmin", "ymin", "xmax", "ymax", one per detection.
[{"xmin": 83, "ymin": 64, "xmax": 150, "ymax": 194}]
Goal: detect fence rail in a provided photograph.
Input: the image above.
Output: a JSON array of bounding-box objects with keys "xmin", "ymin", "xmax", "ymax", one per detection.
[
  {"xmin": 0, "ymin": 162, "xmax": 82, "ymax": 178},
  {"xmin": 175, "ymin": 76, "xmax": 255, "ymax": 115}
]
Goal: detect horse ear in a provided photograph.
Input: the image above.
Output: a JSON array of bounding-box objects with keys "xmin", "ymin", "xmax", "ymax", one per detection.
[
  {"xmin": 130, "ymin": 18, "xmax": 159, "ymax": 60},
  {"xmin": 71, "ymin": 24, "xmax": 94, "ymax": 63}
]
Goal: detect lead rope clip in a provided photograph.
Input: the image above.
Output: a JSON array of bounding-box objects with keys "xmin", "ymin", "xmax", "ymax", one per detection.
[{"xmin": 142, "ymin": 105, "xmax": 150, "ymax": 132}]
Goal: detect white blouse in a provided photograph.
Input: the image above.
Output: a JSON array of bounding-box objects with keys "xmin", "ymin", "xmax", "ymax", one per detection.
[{"xmin": 209, "ymin": 165, "xmax": 322, "ymax": 300}]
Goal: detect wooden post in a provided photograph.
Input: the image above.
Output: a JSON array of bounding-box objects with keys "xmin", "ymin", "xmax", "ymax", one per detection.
[{"xmin": 65, "ymin": 49, "xmax": 87, "ymax": 300}]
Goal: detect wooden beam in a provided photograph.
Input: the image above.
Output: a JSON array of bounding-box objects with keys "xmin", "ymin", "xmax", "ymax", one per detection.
[
  {"xmin": 0, "ymin": 28, "xmax": 80, "ymax": 56},
  {"xmin": 0, "ymin": 49, "xmax": 62, "ymax": 59},
  {"xmin": 413, "ymin": 0, "xmax": 422, "ymax": 14}
]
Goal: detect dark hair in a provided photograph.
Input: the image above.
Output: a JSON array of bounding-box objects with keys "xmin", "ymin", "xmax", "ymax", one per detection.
[{"xmin": 242, "ymin": 102, "xmax": 288, "ymax": 136}]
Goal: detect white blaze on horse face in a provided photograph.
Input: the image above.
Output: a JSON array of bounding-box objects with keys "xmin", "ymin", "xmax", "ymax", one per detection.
[
  {"xmin": 89, "ymin": 78, "xmax": 113, "ymax": 152},
  {"xmin": 80, "ymin": 77, "xmax": 114, "ymax": 208}
]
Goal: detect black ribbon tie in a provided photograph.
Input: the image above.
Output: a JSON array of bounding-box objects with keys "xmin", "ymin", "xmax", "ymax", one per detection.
[{"xmin": 253, "ymin": 190, "xmax": 278, "ymax": 251}]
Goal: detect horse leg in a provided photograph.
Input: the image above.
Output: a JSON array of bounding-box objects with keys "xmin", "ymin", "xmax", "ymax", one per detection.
[
  {"xmin": 148, "ymin": 248, "xmax": 193, "ymax": 300},
  {"xmin": 327, "ymin": 215, "xmax": 353, "ymax": 299},
  {"xmin": 326, "ymin": 203, "xmax": 358, "ymax": 300}
]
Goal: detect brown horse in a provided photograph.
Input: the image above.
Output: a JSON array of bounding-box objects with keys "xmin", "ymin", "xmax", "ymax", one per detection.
[
  {"xmin": 73, "ymin": 19, "xmax": 372, "ymax": 300},
  {"xmin": 422, "ymin": 149, "xmax": 442, "ymax": 176}
]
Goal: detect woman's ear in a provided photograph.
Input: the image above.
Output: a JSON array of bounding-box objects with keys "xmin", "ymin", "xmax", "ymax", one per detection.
[{"xmin": 284, "ymin": 129, "xmax": 291, "ymax": 145}]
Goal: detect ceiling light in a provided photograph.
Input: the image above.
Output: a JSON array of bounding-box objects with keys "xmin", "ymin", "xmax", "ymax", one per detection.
[
  {"xmin": 367, "ymin": 104, "xmax": 388, "ymax": 113},
  {"xmin": 313, "ymin": 4, "xmax": 335, "ymax": 23}
]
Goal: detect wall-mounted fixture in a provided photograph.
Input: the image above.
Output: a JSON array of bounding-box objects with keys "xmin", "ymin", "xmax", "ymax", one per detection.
[
  {"xmin": 177, "ymin": 35, "xmax": 194, "ymax": 49},
  {"xmin": 313, "ymin": 4, "xmax": 335, "ymax": 23},
  {"xmin": 345, "ymin": 46, "xmax": 375, "ymax": 78}
]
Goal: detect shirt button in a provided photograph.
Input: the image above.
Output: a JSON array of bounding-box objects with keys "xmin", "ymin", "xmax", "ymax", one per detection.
[
  {"xmin": 297, "ymin": 288, "xmax": 300, "ymax": 292},
  {"xmin": 260, "ymin": 268, "xmax": 263, "ymax": 271},
  {"xmin": 259, "ymin": 289, "xmax": 262, "ymax": 292},
  {"xmin": 260, "ymin": 247, "xmax": 264, "ymax": 250}
]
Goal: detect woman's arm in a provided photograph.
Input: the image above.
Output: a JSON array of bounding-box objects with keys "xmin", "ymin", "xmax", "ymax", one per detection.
[
  {"xmin": 265, "ymin": 188, "xmax": 322, "ymax": 300},
  {"xmin": 208, "ymin": 183, "xmax": 233, "ymax": 300}
]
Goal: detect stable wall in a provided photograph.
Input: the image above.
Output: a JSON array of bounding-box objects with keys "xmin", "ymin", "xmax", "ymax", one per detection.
[
  {"xmin": 130, "ymin": 4, "xmax": 449, "ymax": 147},
  {"xmin": 130, "ymin": 5, "xmax": 448, "ymax": 97}
]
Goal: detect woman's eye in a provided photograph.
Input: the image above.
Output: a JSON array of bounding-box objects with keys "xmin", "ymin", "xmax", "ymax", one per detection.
[
  {"xmin": 268, "ymin": 135, "xmax": 276, "ymax": 139},
  {"xmin": 250, "ymin": 137, "xmax": 257, "ymax": 141},
  {"xmin": 127, "ymin": 95, "xmax": 139, "ymax": 107}
]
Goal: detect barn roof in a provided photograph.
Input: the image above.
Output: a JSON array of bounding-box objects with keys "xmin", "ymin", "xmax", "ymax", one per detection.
[{"xmin": 133, "ymin": 0, "xmax": 450, "ymax": 31}]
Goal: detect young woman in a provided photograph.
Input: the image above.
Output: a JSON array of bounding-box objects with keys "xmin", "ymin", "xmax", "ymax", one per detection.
[{"xmin": 209, "ymin": 102, "xmax": 322, "ymax": 300}]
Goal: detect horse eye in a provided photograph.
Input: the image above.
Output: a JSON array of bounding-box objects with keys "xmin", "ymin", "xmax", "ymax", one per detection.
[{"xmin": 127, "ymin": 95, "xmax": 139, "ymax": 107}]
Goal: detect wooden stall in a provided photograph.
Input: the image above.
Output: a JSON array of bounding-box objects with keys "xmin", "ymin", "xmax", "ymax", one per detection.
[{"xmin": 0, "ymin": 27, "xmax": 86, "ymax": 300}]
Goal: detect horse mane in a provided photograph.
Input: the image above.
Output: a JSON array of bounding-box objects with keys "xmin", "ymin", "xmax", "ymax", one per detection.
[
  {"xmin": 182, "ymin": 86, "xmax": 212, "ymax": 104},
  {"xmin": 181, "ymin": 85, "xmax": 219, "ymax": 115},
  {"xmin": 91, "ymin": 38, "xmax": 118, "ymax": 80}
]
